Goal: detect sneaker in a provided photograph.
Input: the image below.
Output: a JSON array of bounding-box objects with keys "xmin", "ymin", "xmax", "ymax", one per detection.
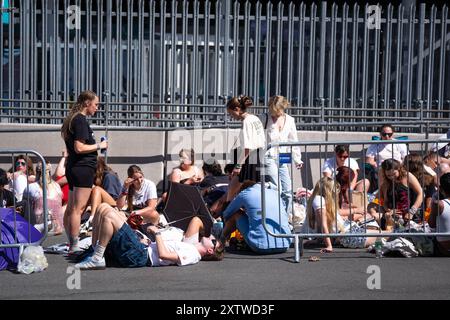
[{"xmin": 75, "ymin": 256, "xmax": 106, "ymax": 270}]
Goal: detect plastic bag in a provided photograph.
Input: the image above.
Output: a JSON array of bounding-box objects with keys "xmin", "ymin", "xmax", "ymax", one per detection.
[{"xmin": 17, "ymin": 246, "xmax": 48, "ymax": 274}]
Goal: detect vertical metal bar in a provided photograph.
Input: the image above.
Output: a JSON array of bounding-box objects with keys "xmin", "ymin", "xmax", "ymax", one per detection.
[
  {"xmin": 416, "ymin": 3, "xmax": 426, "ymax": 102},
  {"xmin": 383, "ymin": 4, "xmax": 393, "ymax": 118},
  {"xmin": 0, "ymin": 1, "xmax": 3, "ymax": 108},
  {"xmin": 8, "ymin": 0, "xmax": 14, "ymax": 114},
  {"xmin": 318, "ymin": 1, "xmax": 326, "ymax": 106},
  {"xmin": 51, "ymin": 0, "xmax": 58, "ymax": 120},
  {"xmin": 350, "ymin": 4, "xmax": 359, "ymax": 118},
  {"xmin": 170, "ymin": 0, "xmax": 177, "ymax": 108},
  {"xmin": 106, "ymin": 0, "xmax": 113, "ymax": 112},
  {"xmin": 160, "ymin": 0, "xmax": 167, "ymax": 125},
  {"xmin": 126, "ymin": 0, "xmax": 132, "ymax": 108},
  {"xmin": 297, "ymin": 3, "xmax": 305, "ymax": 109},
  {"xmin": 264, "ymin": 2, "xmax": 273, "ymax": 104},
  {"xmin": 406, "ymin": 5, "xmax": 416, "ymax": 113},
  {"xmin": 394, "ymin": 5, "xmax": 404, "ymax": 119},
  {"xmin": 203, "ymin": 0, "xmax": 210, "ymax": 105},
  {"xmin": 426, "ymin": 5, "xmax": 437, "ymax": 121},
  {"xmin": 361, "ymin": 4, "xmax": 370, "ymax": 122},
  {"xmin": 286, "ymin": 2, "xmax": 294, "ymax": 102},
  {"xmin": 213, "ymin": 1, "xmax": 221, "ymax": 105},
  {"xmin": 181, "ymin": 0, "xmax": 187, "ymax": 106},
  {"xmin": 232, "ymin": 1, "xmax": 239, "ymax": 96},
  {"xmin": 372, "ymin": 5, "xmax": 381, "ymax": 117},
  {"xmin": 86, "ymin": 0, "xmax": 92, "ymax": 91},
  {"xmin": 328, "ymin": 3, "xmax": 337, "ymax": 113},
  {"xmin": 97, "ymin": 0, "xmax": 104, "ymax": 100},
  {"xmin": 307, "ymin": 4, "xmax": 316, "ymax": 115},
  {"xmin": 339, "ymin": 4, "xmax": 348, "ymax": 114},
  {"xmin": 54, "ymin": 0, "xmax": 61, "ymax": 118},
  {"xmin": 275, "ymin": 1, "xmax": 283, "ymax": 95},
  {"xmin": 192, "ymin": 0, "xmax": 199, "ymax": 104},
  {"xmin": 148, "ymin": 0, "xmax": 155, "ymax": 105},
  {"xmin": 64, "ymin": 0, "xmax": 69, "ymax": 101},
  {"xmin": 223, "ymin": 0, "xmax": 230, "ymax": 103},
  {"xmin": 253, "ymin": 1, "xmax": 261, "ymax": 104},
  {"xmin": 242, "ymin": 1, "xmax": 250, "ymax": 95},
  {"xmin": 42, "ymin": 0, "xmax": 48, "ymax": 103},
  {"xmin": 31, "ymin": 1, "xmax": 36, "ymax": 118},
  {"xmin": 438, "ymin": 6, "xmax": 448, "ymax": 119}
]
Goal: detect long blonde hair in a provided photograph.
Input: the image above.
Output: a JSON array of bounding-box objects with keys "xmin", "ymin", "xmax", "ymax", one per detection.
[
  {"xmin": 306, "ymin": 177, "xmax": 342, "ymax": 232},
  {"xmin": 61, "ymin": 90, "xmax": 97, "ymax": 141}
]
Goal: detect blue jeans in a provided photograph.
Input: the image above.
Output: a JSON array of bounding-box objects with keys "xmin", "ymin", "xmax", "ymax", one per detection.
[
  {"xmin": 107, "ymin": 223, "xmax": 149, "ymax": 268},
  {"xmin": 264, "ymin": 156, "xmax": 293, "ymax": 216}
]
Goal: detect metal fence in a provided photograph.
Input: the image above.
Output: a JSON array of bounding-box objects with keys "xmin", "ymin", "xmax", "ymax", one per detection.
[
  {"xmin": 0, "ymin": 150, "xmax": 47, "ymax": 253},
  {"xmin": 1, "ymin": 1, "xmax": 450, "ymax": 131},
  {"xmin": 261, "ymin": 138, "xmax": 450, "ymax": 262}
]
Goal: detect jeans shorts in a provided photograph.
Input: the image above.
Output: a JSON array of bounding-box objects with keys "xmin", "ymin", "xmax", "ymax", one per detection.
[{"xmin": 107, "ymin": 223, "xmax": 149, "ymax": 268}]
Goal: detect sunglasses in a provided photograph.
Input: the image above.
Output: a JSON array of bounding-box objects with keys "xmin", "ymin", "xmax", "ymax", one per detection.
[
  {"xmin": 15, "ymin": 161, "xmax": 26, "ymax": 167},
  {"xmin": 381, "ymin": 132, "xmax": 393, "ymax": 137}
]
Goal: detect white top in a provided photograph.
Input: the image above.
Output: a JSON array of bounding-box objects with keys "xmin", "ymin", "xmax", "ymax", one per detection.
[
  {"xmin": 258, "ymin": 113, "xmax": 302, "ymax": 166},
  {"xmin": 8, "ymin": 174, "xmax": 28, "ymax": 202},
  {"xmin": 322, "ymin": 157, "xmax": 360, "ymax": 177},
  {"xmin": 437, "ymin": 199, "xmax": 450, "ymax": 242},
  {"xmin": 239, "ymin": 114, "xmax": 266, "ymax": 150},
  {"xmin": 300, "ymin": 196, "xmax": 344, "ymax": 234},
  {"xmin": 365, "ymin": 141, "xmax": 408, "ymax": 167},
  {"xmin": 147, "ymin": 240, "xmax": 201, "ymax": 267},
  {"xmin": 132, "ymin": 178, "xmax": 157, "ymax": 208},
  {"xmin": 424, "ymin": 164, "xmax": 437, "ymax": 177}
]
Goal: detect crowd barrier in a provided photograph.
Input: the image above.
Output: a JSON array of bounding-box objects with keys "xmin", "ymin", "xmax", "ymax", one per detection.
[
  {"xmin": 261, "ymin": 138, "xmax": 450, "ymax": 262},
  {"xmin": 0, "ymin": 150, "xmax": 48, "ymax": 253}
]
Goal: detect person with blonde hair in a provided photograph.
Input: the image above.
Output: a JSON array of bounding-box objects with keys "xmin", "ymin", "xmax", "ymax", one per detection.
[
  {"xmin": 226, "ymin": 95, "xmax": 265, "ymax": 202},
  {"xmin": 259, "ymin": 95, "xmax": 302, "ymax": 217},
  {"xmin": 302, "ymin": 177, "xmax": 344, "ymax": 253},
  {"xmin": 61, "ymin": 90, "xmax": 108, "ymax": 254}
]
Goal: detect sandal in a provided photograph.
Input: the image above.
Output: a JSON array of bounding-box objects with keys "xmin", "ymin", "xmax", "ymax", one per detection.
[{"xmin": 320, "ymin": 248, "xmax": 333, "ymax": 253}]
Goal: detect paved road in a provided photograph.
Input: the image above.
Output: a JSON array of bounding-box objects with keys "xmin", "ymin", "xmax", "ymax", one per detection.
[{"xmin": 1, "ymin": 234, "xmax": 450, "ymax": 301}]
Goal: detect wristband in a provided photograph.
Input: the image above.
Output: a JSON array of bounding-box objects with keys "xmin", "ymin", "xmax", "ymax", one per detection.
[{"xmin": 409, "ymin": 207, "xmax": 418, "ymax": 215}]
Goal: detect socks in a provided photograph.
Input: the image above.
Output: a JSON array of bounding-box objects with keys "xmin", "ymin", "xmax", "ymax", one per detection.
[{"xmin": 92, "ymin": 241, "xmax": 106, "ymax": 261}]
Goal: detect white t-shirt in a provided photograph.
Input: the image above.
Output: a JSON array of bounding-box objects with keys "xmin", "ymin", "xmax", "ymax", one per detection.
[
  {"xmin": 322, "ymin": 157, "xmax": 360, "ymax": 177},
  {"xmin": 240, "ymin": 114, "xmax": 265, "ymax": 150},
  {"xmin": 8, "ymin": 174, "xmax": 28, "ymax": 202},
  {"xmin": 147, "ymin": 240, "xmax": 201, "ymax": 267},
  {"xmin": 132, "ymin": 178, "xmax": 157, "ymax": 208},
  {"xmin": 366, "ymin": 141, "xmax": 408, "ymax": 167},
  {"xmin": 301, "ymin": 196, "xmax": 344, "ymax": 234},
  {"xmin": 259, "ymin": 113, "xmax": 302, "ymax": 165}
]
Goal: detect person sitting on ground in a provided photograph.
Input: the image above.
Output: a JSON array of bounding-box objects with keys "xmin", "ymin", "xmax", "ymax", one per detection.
[
  {"xmin": 199, "ymin": 159, "xmax": 229, "ymax": 207},
  {"xmin": 0, "ymin": 168, "xmax": 16, "ymax": 208},
  {"xmin": 170, "ymin": 149, "xmax": 204, "ymax": 185},
  {"xmin": 74, "ymin": 203, "xmax": 223, "ymax": 269},
  {"xmin": 81, "ymin": 157, "xmax": 123, "ymax": 232},
  {"xmin": 24, "ymin": 161, "xmax": 64, "ymax": 235},
  {"xmin": 370, "ymin": 159, "xmax": 423, "ymax": 230},
  {"xmin": 219, "ymin": 181, "xmax": 292, "ymax": 254},
  {"xmin": 403, "ymin": 153, "xmax": 436, "ymax": 213},
  {"xmin": 322, "ymin": 144, "xmax": 367, "ymax": 192},
  {"xmin": 7, "ymin": 155, "xmax": 36, "ymax": 201},
  {"xmin": 429, "ymin": 173, "xmax": 450, "ymax": 257},
  {"xmin": 116, "ymin": 165, "xmax": 160, "ymax": 225}
]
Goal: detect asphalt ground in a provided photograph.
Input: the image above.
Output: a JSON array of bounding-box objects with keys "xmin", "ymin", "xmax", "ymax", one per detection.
[{"xmin": 1, "ymin": 234, "xmax": 450, "ymax": 302}]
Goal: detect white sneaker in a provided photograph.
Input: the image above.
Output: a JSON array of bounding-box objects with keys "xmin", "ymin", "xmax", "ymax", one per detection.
[{"xmin": 75, "ymin": 256, "xmax": 106, "ymax": 270}]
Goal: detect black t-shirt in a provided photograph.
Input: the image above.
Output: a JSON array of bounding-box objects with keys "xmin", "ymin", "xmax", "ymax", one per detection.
[
  {"xmin": 0, "ymin": 188, "xmax": 15, "ymax": 208},
  {"xmin": 65, "ymin": 113, "xmax": 98, "ymax": 168},
  {"xmin": 199, "ymin": 175, "xmax": 229, "ymax": 189}
]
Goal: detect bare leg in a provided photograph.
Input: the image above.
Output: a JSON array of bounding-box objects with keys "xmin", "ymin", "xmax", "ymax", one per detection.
[
  {"xmin": 67, "ymin": 187, "xmax": 92, "ymax": 241},
  {"xmin": 90, "ymin": 186, "xmax": 116, "ymax": 218},
  {"xmin": 184, "ymin": 216, "xmax": 204, "ymax": 238},
  {"xmin": 94, "ymin": 203, "xmax": 127, "ymax": 247}
]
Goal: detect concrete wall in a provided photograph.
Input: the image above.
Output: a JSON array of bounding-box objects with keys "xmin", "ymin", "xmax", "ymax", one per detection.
[{"xmin": 0, "ymin": 123, "xmax": 443, "ymax": 194}]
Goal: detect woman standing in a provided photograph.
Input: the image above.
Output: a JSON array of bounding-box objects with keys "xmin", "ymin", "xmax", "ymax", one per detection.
[
  {"xmin": 226, "ymin": 96, "xmax": 265, "ymax": 201},
  {"xmin": 61, "ymin": 90, "xmax": 108, "ymax": 254},
  {"xmin": 259, "ymin": 95, "xmax": 302, "ymax": 216}
]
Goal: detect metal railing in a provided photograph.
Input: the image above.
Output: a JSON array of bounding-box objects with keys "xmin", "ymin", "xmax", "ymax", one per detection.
[
  {"xmin": 0, "ymin": 150, "xmax": 47, "ymax": 251},
  {"xmin": 261, "ymin": 138, "xmax": 450, "ymax": 262},
  {"xmin": 0, "ymin": 1, "xmax": 449, "ymax": 130}
]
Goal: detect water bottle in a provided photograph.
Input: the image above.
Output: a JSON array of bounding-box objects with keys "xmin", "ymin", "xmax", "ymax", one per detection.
[
  {"xmin": 100, "ymin": 136, "xmax": 107, "ymax": 154},
  {"xmin": 374, "ymin": 237, "xmax": 383, "ymax": 259}
]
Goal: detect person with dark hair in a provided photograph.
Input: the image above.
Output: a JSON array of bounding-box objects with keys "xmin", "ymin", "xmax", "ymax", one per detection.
[
  {"xmin": 219, "ymin": 181, "xmax": 292, "ymax": 254},
  {"xmin": 365, "ymin": 124, "xmax": 408, "ymax": 169},
  {"xmin": 61, "ymin": 90, "xmax": 108, "ymax": 254},
  {"xmin": 80, "ymin": 157, "xmax": 122, "ymax": 234},
  {"xmin": 429, "ymin": 172, "xmax": 450, "ymax": 256},
  {"xmin": 74, "ymin": 203, "xmax": 223, "ymax": 270},
  {"xmin": 170, "ymin": 149, "xmax": 204, "ymax": 185},
  {"xmin": 378, "ymin": 159, "xmax": 423, "ymax": 227},
  {"xmin": 200, "ymin": 160, "xmax": 230, "ymax": 208},
  {"xmin": 0, "ymin": 168, "xmax": 15, "ymax": 208},
  {"xmin": 116, "ymin": 165, "xmax": 160, "ymax": 225},
  {"xmin": 8, "ymin": 154, "xmax": 35, "ymax": 201},
  {"xmin": 225, "ymin": 96, "xmax": 265, "ymax": 202}
]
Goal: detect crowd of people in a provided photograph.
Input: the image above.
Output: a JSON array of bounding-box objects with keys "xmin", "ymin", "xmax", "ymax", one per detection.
[{"xmin": 2, "ymin": 91, "xmax": 450, "ymax": 271}]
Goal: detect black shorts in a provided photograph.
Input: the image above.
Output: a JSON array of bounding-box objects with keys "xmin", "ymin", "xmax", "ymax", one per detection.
[
  {"xmin": 238, "ymin": 149, "xmax": 262, "ymax": 183},
  {"xmin": 66, "ymin": 165, "xmax": 96, "ymax": 190}
]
